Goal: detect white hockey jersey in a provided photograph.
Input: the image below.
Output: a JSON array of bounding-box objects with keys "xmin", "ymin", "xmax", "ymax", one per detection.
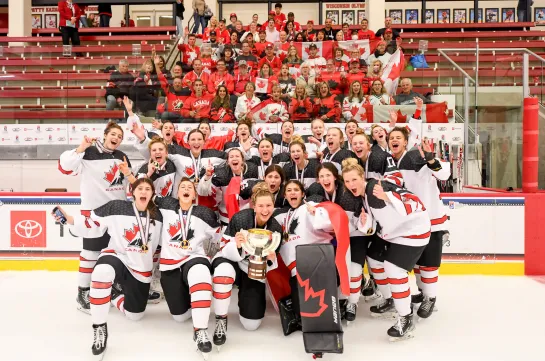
[
  {"xmin": 395, "ymin": 149, "xmax": 450, "ymax": 232},
  {"xmin": 70, "ymin": 200, "xmax": 163, "ymax": 283},
  {"xmin": 358, "ymin": 179, "xmax": 431, "ymax": 247},
  {"xmin": 274, "ymin": 202, "xmax": 347, "ymax": 277},
  {"xmin": 136, "ymin": 159, "xmax": 177, "ymax": 198},
  {"xmin": 59, "ymin": 146, "xmax": 130, "ymax": 210},
  {"xmin": 156, "ymin": 197, "xmax": 221, "ymax": 271},
  {"xmin": 216, "ymin": 208, "xmax": 282, "ymax": 281}
]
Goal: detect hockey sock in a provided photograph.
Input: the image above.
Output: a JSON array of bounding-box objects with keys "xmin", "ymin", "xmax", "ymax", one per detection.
[
  {"xmin": 384, "ymin": 261, "xmax": 411, "ymax": 316},
  {"xmin": 188, "ymin": 264, "xmax": 212, "ymax": 330},
  {"xmin": 79, "ymin": 250, "xmax": 100, "ymax": 288},
  {"xmin": 90, "ymin": 263, "xmax": 115, "ymax": 325},
  {"xmin": 413, "ymin": 265, "xmax": 423, "ymax": 292},
  {"xmin": 212, "ymin": 262, "xmax": 236, "ymax": 317},
  {"xmin": 348, "ymin": 262, "xmax": 363, "ymax": 304},
  {"xmin": 419, "ymin": 265, "xmax": 439, "ymax": 298},
  {"xmin": 367, "ymin": 256, "xmax": 391, "ymax": 299}
]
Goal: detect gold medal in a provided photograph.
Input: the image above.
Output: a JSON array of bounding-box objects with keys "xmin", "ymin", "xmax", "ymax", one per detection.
[
  {"xmin": 141, "ymin": 244, "xmax": 149, "ymax": 252},
  {"xmin": 181, "ymin": 239, "xmax": 189, "ymax": 249},
  {"xmin": 283, "ymin": 232, "xmax": 289, "ymax": 242}
]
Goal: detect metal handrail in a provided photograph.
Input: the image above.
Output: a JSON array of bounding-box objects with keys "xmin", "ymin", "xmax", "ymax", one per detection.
[
  {"xmin": 436, "ymin": 49, "xmax": 476, "ymax": 84},
  {"xmin": 438, "ymin": 47, "xmax": 545, "ymax": 64}
]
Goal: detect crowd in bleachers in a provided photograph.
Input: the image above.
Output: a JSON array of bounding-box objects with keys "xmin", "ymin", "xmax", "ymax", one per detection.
[{"xmin": 105, "ymin": 3, "xmax": 432, "ymax": 125}]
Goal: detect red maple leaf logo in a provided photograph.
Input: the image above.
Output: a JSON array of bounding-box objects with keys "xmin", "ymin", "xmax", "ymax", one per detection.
[
  {"xmin": 296, "ymin": 272, "xmax": 328, "ymax": 317},
  {"xmin": 396, "ymin": 109, "xmax": 407, "ymax": 122},
  {"xmin": 259, "ymin": 112, "xmax": 267, "ymax": 121},
  {"xmin": 104, "ymin": 163, "xmax": 119, "ymax": 184},
  {"xmin": 185, "ymin": 166, "xmax": 194, "ymax": 177},
  {"xmin": 124, "ymin": 224, "xmax": 140, "ymax": 242},
  {"xmin": 168, "ymin": 220, "xmax": 181, "ymax": 238},
  {"xmin": 350, "ymin": 105, "xmax": 359, "ymax": 117},
  {"xmin": 160, "ymin": 179, "xmax": 173, "ymax": 197},
  {"xmin": 257, "ymin": 80, "xmax": 266, "ymax": 88}
]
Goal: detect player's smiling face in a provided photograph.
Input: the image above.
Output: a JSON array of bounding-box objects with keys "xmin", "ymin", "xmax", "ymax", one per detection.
[
  {"xmin": 178, "ymin": 181, "xmax": 196, "ymax": 205},
  {"xmin": 372, "ymin": 126, "xmax": 387, "ymax": 143},
  {"xmin": 351, "ymin": 134, "xmax": 371, "ymax": 160},
  {"xmin": 162, "ymin": 122, "xmax": 175, "ymax": 142},
  {"xmin": 343, "ymin": 170, "xmax": 365, "ymax": 197},
  {"xmin": 318, "ymin": 167, "xmax": 336, "ymax": 194},
  {"xmin": 290, "ymin": 144, "xmax": 305, "ymax": 166},
  {"xmin": 265, "ymin": 171, "xmax": 282, "ymax": 193},
  {"xmin": 133, "ymin": 182, "xmax": 153, "ymax": 208},
  {"xmin": 254, "ymin": 195, "xmax": 274, "ymax": 224},
  {"xmin": 388, "ymin": 130, "xmax": 407, "ymax": 158},
  {"xmin": 285, "ymin": 183, "xmax": 304, "ymax": 208},
  {"xmin": 150, "ymin": 143, "xmax": 167, "ymax": 165},
  {"xmin": 259, "ymin": 140, "xmax": 273, "ymax": 161},
  {"xmin": 104, "ymin": 128, "xmax": 123, "ymax": 150},
  {"xmin": 188, "ymin": 132, "xmax": 204, "ymax": 154},
  {"xmin": 326, "ymin": 128, "xmax": 342, "ymax": 152},
  {"xmin": 228, "ymin": 150, "xmax": 244, "ymax": 174},
  {"xmin": 198, "ymin": 123, "xmax": 211, "ymax": 139}
]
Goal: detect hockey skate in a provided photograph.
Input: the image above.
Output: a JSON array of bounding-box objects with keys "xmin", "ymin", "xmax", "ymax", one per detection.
[
  {"xmin": 345, "ymin": 303, "xmax": 357, "ymax": 324},
  {"xmin": 77, "ymin": 286, "xmax": 91, "ymax": 315},
  {"xmin": 417, "ymin": 296, "xmax": 437, "ymax": 320},
  {"xmin": 361, "ymin": 277, "xmax": 381, "ymax": 302},
  {"xmin": 411, "ymin": 293, "xmax": 438, "ymax": 317},
  {"xmin": 387, "ymin": 314, "xmax": 415, "ymax": 342},
  {"xmin": 147, "ymin": 291, "xmax": 162, "ymax": 304},
  {"xmin": 370, "ymin": 298, "xmax": 396, "ymax": 319},
  {"xmin": 213, "ymin": 316, "xmax": 227, "ymax": 351},
  {"xmin": 92, "ymin": 323, "xmax": 108, "ymax": 360},
  {"xmin": 194, "ymin": 329, "xmax": 212, "ymax": 360}
]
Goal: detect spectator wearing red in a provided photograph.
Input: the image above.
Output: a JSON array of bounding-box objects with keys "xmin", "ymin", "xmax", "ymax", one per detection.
[
  {"xmin": 233, "ymin": 61, "xmax": 255, "ymax": 96},
  {"xmin": 341, "ymin": 23, "xmax": 355, "ymax": 41},
  {"xmin": 357, "ymin": 18, "xmax": 375, "ymax": 40},
  {"xmin": 249, "ymin": 84, "xmax": 289, "ymax": 123},
  {"xmin": 367, "ymin": 59, "xmax": 384, "ymax": 84},
  {"xmin": 261, "ymin": 11, "xmax": 276, "ymax": 31},
  {"xmin": 254, "ymin": 30, "xmax": 271, "ymax": 57},
  {"xmin": 79, "ymin": 4, "xmax": 88, "ymax": 27},
  {"xmin": 335, "ymin": 30, "xmax": 345, "ymax": 42},
  {"xmin": 178, "ymin": 33, "xmax": 201, "ymax": 73},
  {"xmin": 216, "ymin": 19, "xmax": 231, "ymax": 44},
  {"xmin": 289, "ymin": 83, "xmax": 313, "ymax": 122},
  {"xmin": 235, "ymin": 82, "xmax": 261, "ymax": 121},
  {"xmin": 265, "ymin": 19, "xmax": 280, "ymax": 43},
  {"xmin": 313, "ymin": 82, "xmax": 341, "ymax": 123},
  {"xmin": 283, "ymin": 25, "xmax": 296, "ymax": 43},
  {"xmin": 281, "ymin": 12, "xmax": 301, "ymax": 32},
  {"xmin": 278, "ymin": 31, "xmax": 290, "ymax": 53},
  {"xmin": 315, "ymin": 30, "xmax": 326, "ymax": 41},
  {"xmin": 345, "ymin": 59, "xmax": 369, "ymax": 95},
  {"xmin": 367, "ymin": 41, "xmax": 392, "ymax": 68},
  {"xmin": 181, "ymin": 79, "xmax": 213, "ymax": 122},
  {"xmin": 183, "ymin": 58, "xmax": 210, "ymax": 91},
  {"xmin": 58, "ymin": 0, "xmax": 82, "ymax": 48},
  {"xmin": 318, "ymin": 59, "xmax": 345, "ymax": 97},
  {"xmin": 303, "ymin": 20, "xmax": 317, "ymax": 41},
  {"xmin": 200, "ymin": 47, "xmax": 217, "ymax": 74},
  {"xmin": 322, "ymin": 18, "xmax": 338, "ymax": 41},
  {"xmin": 273, "ymin": 3, "xmax": 286, "ymax": 30},
  {"xmin": 256, "ymin": 63, "xmax": 279, "ymax": 99},
  {"xmin": 120, "ymin": 17, "xmax": 136, "ymax": 27},
  {"xmin": 333, "ymin": 48, "xmax": 348, "ymax": 72},
  {"xmin": 236, "ymin": 42, "xmax": 259, "ymax": 75},
  {"xmin": 258, "ymin": 44, "xmax": 282, "ymax": 73},
  {"xmin": 172, "ymin": 63, "xmax": 183, "ymax": 79},
  {"xmin": 202, "ymin": 16, "xmax": 219, "ymax": 42},
  {"xmin": 210, "ymin": 85, "xmax": 235, "ymax": 122},
  {"xmin": 155, "ymin": 57, "xmax": 188, "ymax": 122},
  {"xmin": 277, "ymin": 64, "xmax": 296, "ymax": 102},
  {"xmin": 305, "ymin": 43, "xmax": 326, "ymax": 76},
  {"xmin": 342, "ymin": 80, "xmax": 368, "ymax": 122},
  {"xmin": 368, "ymin": 79, "xmax": 395, "ymax": 105},
  {"xmin": 282, "ymin": 45, "xmax": 303, "ymax": 70},
  {"xmin": 226, "ymin": 13, "xmax": 238, "ymax": 32},
  {"xmin": 251, "ymin": 14, "xmax": 262, "ymax": 29},
  {"xmin": 208, "ymin": 59, "xmax": 235, "ymax": 94},
  {"xmin": 375, "ymin": 17, "xmax": 401, "ymax": 40},
  {"xmin": 384, "ymin": 29, "xmax": 402, "ymax": 54}
]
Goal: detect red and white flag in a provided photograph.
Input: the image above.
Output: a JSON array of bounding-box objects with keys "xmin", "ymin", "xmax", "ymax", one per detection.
[
  {"xmin": 255, "ymin": 77, "xmax": 269, "ymax": 93},
  {"xmin": 362, "ymin": 103, "xmax": 449, "ymax": 123},
  {"xmin": 381, "ymin": 48, "xmax": 405, "ymax": 96}
]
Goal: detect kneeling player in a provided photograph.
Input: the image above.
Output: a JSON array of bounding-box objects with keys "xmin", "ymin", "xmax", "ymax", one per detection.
[
  {"xmin": 211, "ymin": 183, "xmax": 282, "ymax": 349},
  {"xmin": 53, "ymin": 178, "xmax": 163, "ymax": 359},
  {"xmin": 342, "ymin": 159, "xmax": 430, "ymax": 341},
  {"xmin": 156, "ymin": 178, "xmax": 221, "ymax": 358}
]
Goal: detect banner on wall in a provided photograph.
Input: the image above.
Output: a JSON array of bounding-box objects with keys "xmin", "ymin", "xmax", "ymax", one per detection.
[
  {"xmin": 323, "ymin": 1, "xmax": 367, "ymax": 26},
  {"xmin": 31, "ymin": 5, "xmax": 98, "ymax": 29},
  {"xmin": 0, "ymin": 194, "xmax": 524, "ymax": 259}
]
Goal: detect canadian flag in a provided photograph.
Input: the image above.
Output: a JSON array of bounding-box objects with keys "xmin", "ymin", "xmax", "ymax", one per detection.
[
  {"xmin": 252, "ymin": 102, "xmax": 285, "ymax": 123},
  {"xmin": 286, "ymin": 40, "xmax": 380, "ymax": 62},
  {"xmin": 361, "ymin": 103, "xmax": 449, "ymax": 124},
  {"xmin": 255, "ymin": 77, "xmax": 269, "ymax": 94},
  {"xmin": 336, "ymin": 39, "xmax": 380, "ymax": 62},
  {"xmin": 381, "ymin": 48, "xmax": 405, "ymax": 96}
]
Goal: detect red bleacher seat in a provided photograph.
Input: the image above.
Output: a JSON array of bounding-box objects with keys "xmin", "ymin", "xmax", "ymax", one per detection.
[
  {"xmin": 0, "ymin": 110, "xmax": 123, "ymax": 119},
  {"xmin": 1, "ymin": 44, "xmax": 167, "ymax": 55},
  {"xmin": 0, "ymin": 35, "xmax": 173, "ymax": 44},
  {"xmin": 0, "ymin": 89, "xmax": 105, "ymax": 98}
]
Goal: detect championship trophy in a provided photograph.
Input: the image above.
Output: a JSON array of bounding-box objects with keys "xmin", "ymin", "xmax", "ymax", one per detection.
[{"xmin": 241, "ymin": 229, "xmax": 281, "ymax": 280}]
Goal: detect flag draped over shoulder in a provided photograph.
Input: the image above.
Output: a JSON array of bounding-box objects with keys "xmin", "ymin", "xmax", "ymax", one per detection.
[{"xmin": 381, "ymin": 48, "xmax": 405, "ymax": 96}]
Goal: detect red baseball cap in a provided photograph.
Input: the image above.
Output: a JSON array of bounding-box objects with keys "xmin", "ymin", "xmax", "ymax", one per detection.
[
  {"xmin": 269, "ymin": 10, "xmax": 276, "ymax": 15},
  {"xmin": 307, "ymin": 20, "xmax": 314, "ymax": 24},
  {"xmin": 230, "ymin": 13, "xmax": 237, "ymax": 19}
]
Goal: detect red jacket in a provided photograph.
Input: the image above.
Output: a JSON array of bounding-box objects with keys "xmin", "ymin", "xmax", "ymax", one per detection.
[
  {"xmin": 313, "ymin": 95, "xmax": 341, "ymax": 123},
  {"xmin": 210, "ymin": 105, "xmax": 235, "ymax": 123},
  {"xmin": 181, "ymin": 93, "xmax": 214, "ymax": 118},
  {"xmin": 58, "ymin": 1, "xmax": 82, "ymax": 28},
  {"xmin": 174, "ymin": 130, "xmax": 235, "ymax": 150},
  {"xmin": 178, "ymin": 44, "xmax": 201, "ymax": 67},
  {"xmin": 258, "ymin": 56, "xmax": 282, "ymax": 74},
  {"xmin": 345, "ymin": 72, "xmax": 370, "ymax": 95},
  {"xmin": 317, "ymin": 71, "xmax": 345, "ymax": 95},
  {"xmin": 207, "ymin": 72, "xmax": 235, "ymax": 94},
  {"xmin": 289, "ymin": 98, "xmax": 313, "ymax": 122},
  {"xmin": 182, "ymin": 71, "xmax": 210, "ymax": 91}
]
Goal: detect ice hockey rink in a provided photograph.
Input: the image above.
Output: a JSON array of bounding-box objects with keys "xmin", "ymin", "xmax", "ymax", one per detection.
[{"xmin": 2, "ymin": 272, "xmax": 544, "ymax": 361}]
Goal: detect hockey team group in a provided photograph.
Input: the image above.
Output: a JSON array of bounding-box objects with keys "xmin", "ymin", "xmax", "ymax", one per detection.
[{"xmin": 53, "ymin": 96, "xmax": 449, "ymax": 360}]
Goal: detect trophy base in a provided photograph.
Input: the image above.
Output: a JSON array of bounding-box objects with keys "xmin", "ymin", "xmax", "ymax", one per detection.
[{"xmin": 248, "ymin": 258, "xmax": 267, "ymax": 281}]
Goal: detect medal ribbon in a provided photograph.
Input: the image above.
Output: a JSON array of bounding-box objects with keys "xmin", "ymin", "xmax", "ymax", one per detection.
[
  {"xmin": 178, "ymin": 206, "xmax": 193, "ymax": 242},
  {"xmin": 132, "ymin": 203, "xmax": 150, "ymax": 250},
  {"xmin": 190, "ymin": 152, "xmax": 202, "ymax": 181}
]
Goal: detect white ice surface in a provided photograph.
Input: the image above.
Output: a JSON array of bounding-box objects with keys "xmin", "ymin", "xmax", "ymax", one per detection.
[{"xmin": 1, "ymin": 272, "xmax": 545, "ymax": 361}]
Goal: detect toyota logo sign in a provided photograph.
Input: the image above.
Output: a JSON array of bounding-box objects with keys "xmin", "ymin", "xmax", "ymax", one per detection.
[{"xmin": 15, "ymin": 220, "xmax": 43, "ymax": 239}]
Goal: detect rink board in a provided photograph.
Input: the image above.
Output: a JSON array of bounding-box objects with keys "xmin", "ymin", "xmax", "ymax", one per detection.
[{"xmin": 0, "ymin": 193, "xmax": 525, "ymax": 275}]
